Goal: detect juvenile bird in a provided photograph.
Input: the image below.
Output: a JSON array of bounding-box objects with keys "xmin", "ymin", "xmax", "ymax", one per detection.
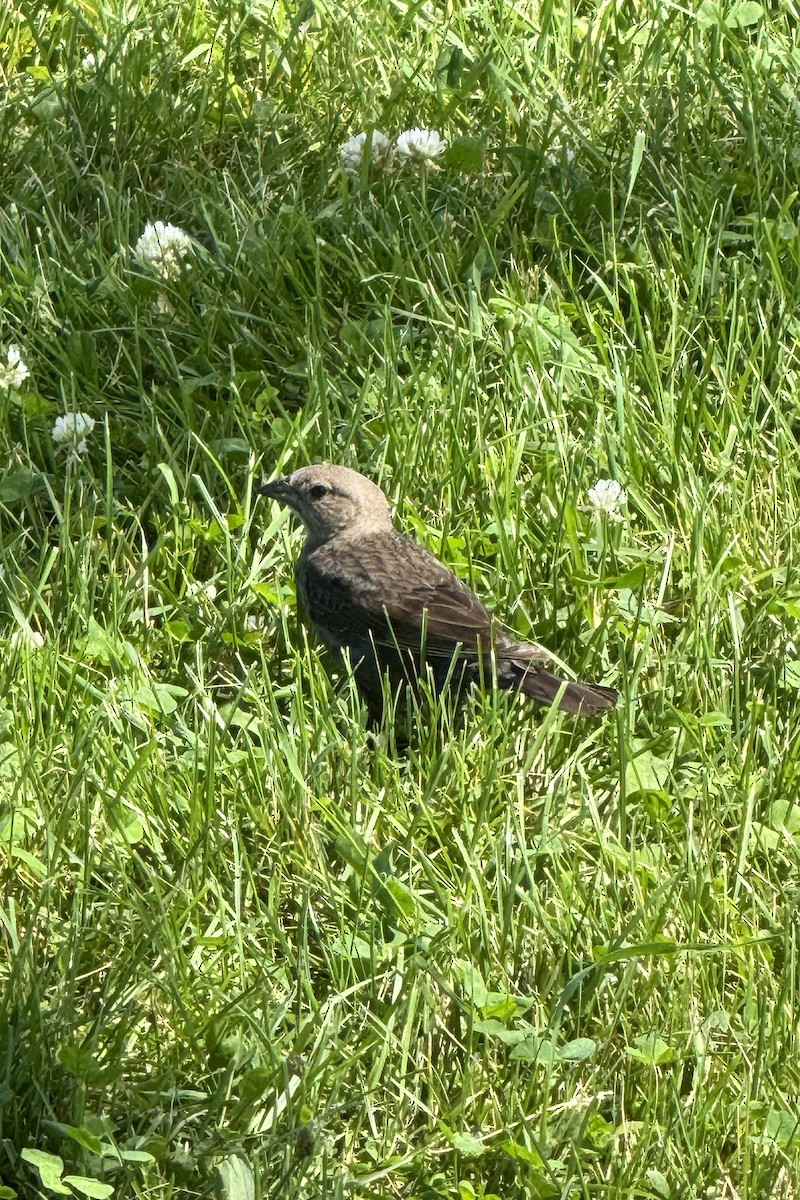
[{"xmin": 258, "ymin": 464, "xmax": 617, "ymax": 725}]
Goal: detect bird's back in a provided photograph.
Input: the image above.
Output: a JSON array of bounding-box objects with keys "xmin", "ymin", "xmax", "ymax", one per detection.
[{"xmin": 297, "ymin": 527, "xmax": 496, "ymax": 660}]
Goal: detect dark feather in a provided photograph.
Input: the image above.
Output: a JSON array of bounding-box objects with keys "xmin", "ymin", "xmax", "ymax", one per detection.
[
  {"xmin": 509, "ymin": 663, "xmax": 619, "ymax": 715},
  {"xmin": 297, "ymin": 530, "xmax": 618, "ymax": 716}
]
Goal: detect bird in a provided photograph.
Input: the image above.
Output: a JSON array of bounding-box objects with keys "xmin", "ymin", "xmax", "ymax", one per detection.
[{"xmin": 257, "ymin": 464, "xmax": 618, "ymax": 727}]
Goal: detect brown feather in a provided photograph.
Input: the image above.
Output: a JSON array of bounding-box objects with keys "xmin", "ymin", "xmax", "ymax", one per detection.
[{"xmin": 260, "ymin": 464, "xmax": 619, "ymax": 725}]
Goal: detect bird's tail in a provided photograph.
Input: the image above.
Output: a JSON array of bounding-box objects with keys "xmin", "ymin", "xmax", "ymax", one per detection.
[{"xmin": 506, "ymin": 658, "xmax": 618, "ymax": 716}]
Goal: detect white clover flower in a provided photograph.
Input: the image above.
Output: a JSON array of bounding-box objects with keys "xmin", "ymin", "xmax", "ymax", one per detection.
[
  {"xmin": 545, "ymin": 139, "xmax": 576, "ymax": 167},
  {"xmin": 340, "ymin": 129, "xmax": 392, "ymax": 176},
  {"xmin": 395, "ymin": 127, "xmax": 447, "ymax": 166},
  {"xmin": 186, "ymin": 580, "xmax": 217, "ymax": 601},
  {"xmin": 154, "ymin": 290, "xmax": 174, "ymax": 317},
  {"xmin": 588, "ymin": 478, "xmax": 627, "ymax": 519},
  {"xmin": 14, "ymin": 123, "xmax": 32, "ymax": 149},
  {"xmin": 133, "ymin": 221, "xmax": 193, "ymax": 281},
  {"xmin": 0, "ymin": 346, "xmax": 30, "ymax": 391},
  {"xmin": 11, "ymin": 625, "xmax": 45, "ymax": 652},
  {"xmin": 52, "ymin": 411, "xmax": 96, "ymax": 457}
]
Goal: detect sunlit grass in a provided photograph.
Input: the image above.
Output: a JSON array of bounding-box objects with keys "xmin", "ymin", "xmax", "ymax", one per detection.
[{"xmin": 2, "ymin": 0, "xmax": 800, "ymax": 1196}]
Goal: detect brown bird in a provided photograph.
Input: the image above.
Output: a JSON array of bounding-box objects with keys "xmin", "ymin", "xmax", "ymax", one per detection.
[{"xmin": 258, "ymin": 464, "xmax": 618, "ymax": 726}]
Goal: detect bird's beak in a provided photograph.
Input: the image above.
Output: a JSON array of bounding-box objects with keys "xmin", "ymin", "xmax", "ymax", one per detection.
[{"xmin": 257, "ymin": 477, "xmax": 297, "ymax": 507}]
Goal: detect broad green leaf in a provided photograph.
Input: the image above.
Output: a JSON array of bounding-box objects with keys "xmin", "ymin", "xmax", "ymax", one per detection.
[
  {"xmin": 782, "ymin": 661, "xmax": 800, "ymax": 691},
  {"xmin": 57, "ymin": 1043, "xmax": 120, "ymax": 1084},
  {"xmin": 63, "ymin": 1178, "xmax": 114, "ymax": 1199},
  {"xmin": 726, "ymin": 0, "xmax": 762, "ymax": 26},
  {"xmin": 645, "ymin": 1167, "xmax": 671, "ymax": 1199},
  {"xmin": 0, "ymin": 471, "xmax": 41, "ymax": 502},
  {"xmin": 80, "ymin": 618, "xmax": 115, "ymax": 665},
  {"xmin": 123, "ymin": 682, "xmax": 188, "ymax": 718},
  {"xmin": 510, "ymin": 1036, "xmax": 557, "ymax": 1066},
  {"xmin": 21, "ymin": 1151, "xmax": 71, "ymax": 1195},
  {"xmin": 327, "ymin": 934, "xmax": 372, "ymax": 960},
  {"xmin": 443, "ymin": 138, "xmax": 483, "ymax": 173},
  {"xmin": 448, "ymin": 1130, "xmax": 486, "ymax": 1157},
  {"xmin": 768, "ymin": 798, "xmax": 800, "ymax": 835},
  {"xmin": 215, "ymin": 1155, "xmax": 255, "ymax": 1200},
  {"xmin": 218, "ymin": 703, "xmax": 259, "ymax": 732},
  {"xmin": 480, "ymin": 993, "xmax": 521, "ymax": 1022},
  {"xmin": 751, "ymin": 823, "xmax": 786, "ymax": 852},
  {"xmin": 580, "ymin": 563, "xmax": 647, "ymax": 591},
  {"xmin": 696, "ymin": 0, "xmax": 721, "ymax": 26},
  {"xmin": 558, "ymin": 1037, "xmax": 597, "ymax": 1062},
  {"xmin": 384, "ymin": 877, "xmax": 417, "ymax": 918},
  {"xmin": 472, "ymin": 1019, "xmax": 527, "ymax": 1045},
  {"xmin": 166, "ymin": 619, "xmax": 191, "ymax": 641},
  {"xmin": 119, "ymin": 1150, "xmax": 156, "ymax": 1164},
  {"xmin": 625, "ymin": 751, "xmax": 670, "ymax": 798},
  {"xmin": 758, "ymin": 1107, "xmax": 800, "ymax": 1149},
  {"xmin": 43, "ymin": 1122, "xmax": 104, "ymax": 1155},
  {"xmin": 456, "ymin": 960, "xmax": 488, "ymax": 1008},
  {"xmin": 208, "ymin": 438, "xmax": 252, "ymax": 456},
  {"xmin": 500, "ymin": 1139, "xmax": 547, "ymax": 1167},
  {"xmin": 626, "ymin": 1032, "xmax": 674, "ymax": 1066},
  {"xmin": 697, "ymin": 712, "xmax": 732, "ymax": 727}
]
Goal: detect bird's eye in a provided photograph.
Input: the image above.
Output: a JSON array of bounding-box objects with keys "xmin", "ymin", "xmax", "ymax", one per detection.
[{"xmin": 309, "ymin": 484, "xmax": 329, "ymax": 500}]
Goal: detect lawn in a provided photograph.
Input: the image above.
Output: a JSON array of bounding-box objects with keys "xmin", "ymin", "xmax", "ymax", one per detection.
[{"xmin": 2, "ymin": 0, "xmax": 800, "ymax": 1196}]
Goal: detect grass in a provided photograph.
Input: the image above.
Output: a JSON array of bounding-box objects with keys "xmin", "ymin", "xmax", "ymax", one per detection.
[{"xmin": 2, "ymin": 0, "xmax": 800, "ymax": 1196}]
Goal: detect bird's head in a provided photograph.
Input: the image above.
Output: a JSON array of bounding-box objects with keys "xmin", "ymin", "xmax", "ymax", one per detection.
[{"xmin": 258, "ymin": 464, "xmax": 392, "ymax": 541}]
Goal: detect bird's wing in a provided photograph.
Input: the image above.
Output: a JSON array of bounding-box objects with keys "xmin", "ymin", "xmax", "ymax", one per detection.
[{"xmin": 300, "ymin": 531, "xmax": 508, "ymax": 661}]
